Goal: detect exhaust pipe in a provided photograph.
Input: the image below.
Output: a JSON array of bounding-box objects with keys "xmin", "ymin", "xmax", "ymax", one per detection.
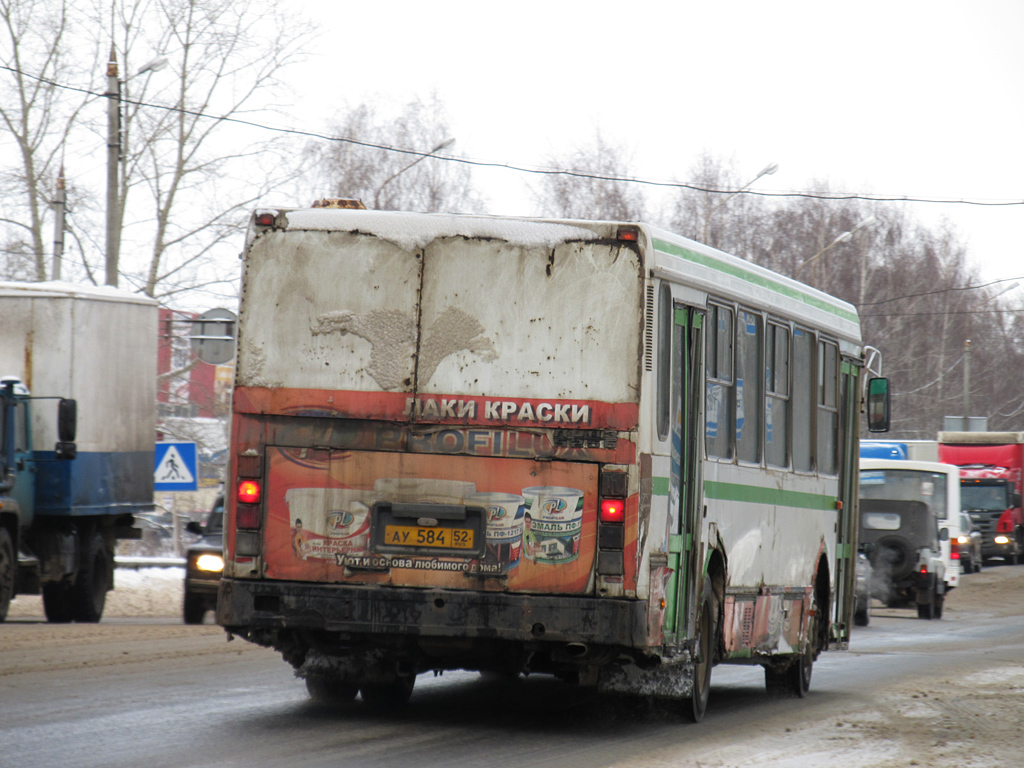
[{"xmin": 565, "ymin": 642, "xmax": 589, "ymax": 658}]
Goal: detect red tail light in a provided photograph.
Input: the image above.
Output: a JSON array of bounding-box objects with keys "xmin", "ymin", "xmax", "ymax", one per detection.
[
  {"xmin": 920, "ymin": 564, "xmax": 928, "ymax": 574},
  {"xmin": 237, "ymin": 479, "xmax": 261, "ymax": 505},
  {"xmin": 600, "ymin": 499, "xmax": 625, "ymax": 523}
]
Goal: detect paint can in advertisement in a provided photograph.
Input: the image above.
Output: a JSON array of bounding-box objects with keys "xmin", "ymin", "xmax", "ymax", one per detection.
[
  {"xmin": 521, "ymin": 486, "xmax": 584, "ymax": 564},
  {"xmin": 284, "ymin": 487, "xmax": 372, "ymax": 560},
  {"xmin": 469, "ymin": 492, "xmax": 525, "ymax": 572}
]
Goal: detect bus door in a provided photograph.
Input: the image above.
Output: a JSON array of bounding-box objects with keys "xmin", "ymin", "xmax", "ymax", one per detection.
[
  {"xmin": 664, "ymin": 305, "xmax": 704, "ymax": 642},
  {"xmin": 832, "ymin": 360, "xmax": 861, "ymax": 644}
]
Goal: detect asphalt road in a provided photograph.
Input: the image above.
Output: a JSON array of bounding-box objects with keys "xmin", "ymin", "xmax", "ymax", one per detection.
[{"xmin": 3, "ymin": 566, "xmax": 1023, "ymax": 768}]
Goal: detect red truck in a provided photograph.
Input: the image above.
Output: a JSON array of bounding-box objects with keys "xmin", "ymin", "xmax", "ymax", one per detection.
[{"xmin": 937, "ymin": 431, "xmax": 1024, "ymax": 565}]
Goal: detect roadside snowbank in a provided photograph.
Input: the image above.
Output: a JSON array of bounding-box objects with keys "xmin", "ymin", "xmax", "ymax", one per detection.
[{"xmin": 7, "ymin": 567, "xmax": 185, "ymax": 620}]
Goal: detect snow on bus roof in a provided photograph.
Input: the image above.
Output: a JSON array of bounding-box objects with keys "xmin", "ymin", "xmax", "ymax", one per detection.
[{"xmin": 274, "ymin": 209, "xmax": 603, "ymax": 252}]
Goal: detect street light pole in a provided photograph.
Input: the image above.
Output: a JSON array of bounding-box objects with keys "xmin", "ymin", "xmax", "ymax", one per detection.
[
  {"xmin": 795, "ymin": 216, "xmax": 876, "ymax": 280},
  {"xmin": 104, "ymin": 50, "xmax": 167, "ymax": 288},
  {"xmin": 105, "ymin": 46, "xmax": 121, "ymax": 287},
  {"xmin": 373, "ymin": 138, "xmax": 455, "ymax": 209},
  {"xmin": 52, "ymin": 166, "xmax": 66, "ymax": 281},
  {"xmin": 701, "ymin": 162, "xmax": 778, "ymax": 243}
]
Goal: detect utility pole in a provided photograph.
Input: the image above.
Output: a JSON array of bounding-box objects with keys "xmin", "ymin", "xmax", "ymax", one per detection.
[
  {"xmin": 963, "ymin": 339, "xmax": 971, "ymax": 431},
  {"xmin": 52, "ymin": 166, "xmax": 66, "ymax": 281},
  {"xmin": 105, "ymin": 45, "xmax": 121, "ymax": 287}
]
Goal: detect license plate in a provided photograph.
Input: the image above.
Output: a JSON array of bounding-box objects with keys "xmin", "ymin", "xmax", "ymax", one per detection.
[{"xmin": 383, "ymin": 524, "xmax": 476, "ymax": 550}]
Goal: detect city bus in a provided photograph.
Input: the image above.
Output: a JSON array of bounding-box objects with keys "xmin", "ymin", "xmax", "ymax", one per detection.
[{"xmin": 217, "ymin": 203, "xmax": 889, "ymax": 721}]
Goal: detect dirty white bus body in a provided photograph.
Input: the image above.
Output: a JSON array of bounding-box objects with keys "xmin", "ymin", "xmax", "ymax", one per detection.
[{"xmin": 218, "ymin": 208, "xmax": 881, "ymax": 721}]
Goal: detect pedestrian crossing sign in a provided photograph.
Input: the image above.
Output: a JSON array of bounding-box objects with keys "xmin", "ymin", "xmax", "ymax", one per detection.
[{"xmin": 154, "ymin": 441, "xmax": 198, "ymax": 491}]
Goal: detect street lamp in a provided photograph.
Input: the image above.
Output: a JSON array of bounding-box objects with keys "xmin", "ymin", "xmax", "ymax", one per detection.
[
  {"xmin": 105, "ymin": 47, "xmax": 167, "ymax": 287},
  {"xmin": 795, "ymin": 216, "xmax": 876, "ymax": 279},
  {"xmin": 702, "ymin": 162, "xmax": 778, "ymax": 242},
  {"xmin": 373, "ymin": 138, "xmax": 455, "ymax": 209}
]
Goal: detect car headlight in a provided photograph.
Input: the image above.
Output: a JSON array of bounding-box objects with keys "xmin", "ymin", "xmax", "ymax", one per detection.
[
  {"xmin": 957, "ymin": 535, "xmax": 969, "ymax": 544},
  {"xmin": 195, "ymin": 553, "xmax": 225, "ymax": 573}
]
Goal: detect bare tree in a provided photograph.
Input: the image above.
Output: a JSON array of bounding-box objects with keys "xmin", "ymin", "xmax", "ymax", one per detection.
[
  {"xmin": 0, "ymin": 0, "xmax": 95, "ymax": 281},
  {"xmin": 91, "ymin": 0, "xmax": 314, "ymax": 303},
  {"xmin": 663, "ymin": 153, "xmax": 776, "ymax": 255},
  {"xmin": 306, "ymin": 94, "xmax": 483, "ymax": 214},
  {"xmin": 530, "ymin": 131, "xmax": 646, "ymax": 221}
]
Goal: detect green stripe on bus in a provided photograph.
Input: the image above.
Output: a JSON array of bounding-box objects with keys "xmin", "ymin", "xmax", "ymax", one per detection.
[
  {"xmin": 653, "ymin": 239, "xmax": 859, "ymax": 324},
  {"xmin": 652, "ymin": 476, "xmax": 670, "ymax": 496},
  {"xmin": 703, "ymin": 481, "xmax": 836, "ymax": 511}
]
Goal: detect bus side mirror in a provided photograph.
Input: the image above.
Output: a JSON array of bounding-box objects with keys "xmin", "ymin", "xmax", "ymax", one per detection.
[
  {"xmin": 866, "ymin": 378, "xmax": 890, "ymax": 433},
  {"xmin": 58, "ymin": 398, "xmax": 77, "ymax": 442}
]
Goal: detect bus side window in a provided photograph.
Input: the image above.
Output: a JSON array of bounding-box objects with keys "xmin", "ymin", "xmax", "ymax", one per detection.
[
  {"xmin": 817, "ymin": 340, "xmax": 839, "ymax": 475},
  {"xmin": 736, "ymin": 308, "xmax": 762, "ymax": 464},
  {"xmin": 705, "ymin": 303, "xmax": 734, "ymax": 460},
  {"xmin": 765, "ymin": 322, "xmax": 790, "ymax": 468},
  {"xmin": 656, "ymin": 283, "xmax": 671, "ymax": 441},
  {"xmin": 792, "ymin": 327, "xmax": 814, "ymax": 472}
]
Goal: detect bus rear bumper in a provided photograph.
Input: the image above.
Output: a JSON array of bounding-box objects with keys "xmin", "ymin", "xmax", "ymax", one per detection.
[{"xmin": 217, "ymin": 577, "xmax": 649, "ymax": 647}]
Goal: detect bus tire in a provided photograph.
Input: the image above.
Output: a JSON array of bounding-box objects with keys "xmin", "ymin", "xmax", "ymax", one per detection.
[
  {"xmin": 306, "ymin": 675, "xmax": 358, "ymax": 705},
  {"xmin": 361, "ymin": 675, "xmax": 416, "ymax": 708},
  {"xmin": 789, "ymin": 617, "xmax": 814, "ymax": 698},
  {"xmin": 684, "ymin": 578, "xmax": 717, "ymax": 723}
]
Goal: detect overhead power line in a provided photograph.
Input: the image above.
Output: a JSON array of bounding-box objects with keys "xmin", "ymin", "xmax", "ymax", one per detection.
[
  {"xmin": 859, "ymin": 276, "xmax": 1024, "ymax": 307},
  {"xmin": 6, "ymin": 63, "xmax": 1024, "ymax": 208}
]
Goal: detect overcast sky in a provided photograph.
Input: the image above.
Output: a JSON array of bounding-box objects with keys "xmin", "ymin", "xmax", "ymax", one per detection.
[{"xmin": 288, "ymin": 0, "xmax": 1023, "ymax": 292}]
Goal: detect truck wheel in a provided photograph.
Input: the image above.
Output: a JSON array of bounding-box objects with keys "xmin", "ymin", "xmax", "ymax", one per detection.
[
  {"xmin": 0, "ymin": 528, "xmax": 14, "ymax": 622},
  {"xmin": 360, "ymin": 675, "xmax": 416, "ymax": 708},
  {"xmin": 933, "ymin": 594, "xmax": 944, "ymax": 619},
  {"xmin": 183, "ymin": 593, "xmax": 207, "ymax": 625},
  {"xmin": 43, "ymin": 581, "xmax": 74, "ymax": 623},
  {"xmin": 72, "ymin": 532, "xmax": 109, "ymax": 623},
  {"xmin": 684, "ymin": 578, "xmax": 717, "ymax": 722}
]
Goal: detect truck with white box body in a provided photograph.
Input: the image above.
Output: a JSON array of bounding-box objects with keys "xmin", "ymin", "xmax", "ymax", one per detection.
[{"xmin": 0, "ymin": 281, "xmax": 157, "ymax": 622}]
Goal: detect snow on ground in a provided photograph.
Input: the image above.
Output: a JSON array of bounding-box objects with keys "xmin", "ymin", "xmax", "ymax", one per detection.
[{"xmin": 7, "ymin": 567, "xmax": 186, "ymax": 620}]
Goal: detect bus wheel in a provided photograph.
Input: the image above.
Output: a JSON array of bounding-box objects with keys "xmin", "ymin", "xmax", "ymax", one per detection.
[
  {"xmin": 789, "ymin": 622, "xmax": 814, "ymax": 698},
  {"xmin": 765, "ymin": 601, "xmax": 815, "ymax": 697},
  {"xmin": 361, "ymin": 675, "xmax": 416, "ymax": 708},
  {"xmin": 306, "ymin": 675, "xmax": 358, "ymax": 706},
  {"xmin": 684, "ymin": 579, "xmax": 717, "ymax": 723}
]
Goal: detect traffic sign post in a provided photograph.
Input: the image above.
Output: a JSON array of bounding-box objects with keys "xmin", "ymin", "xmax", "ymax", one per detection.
[
  {"xmin": 154, "ymin": 441, "xmax": 198, "ymax": 492},
  {"xmin": 190, "ymin": 308, "xmax": 237, "ymax": 365}
]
